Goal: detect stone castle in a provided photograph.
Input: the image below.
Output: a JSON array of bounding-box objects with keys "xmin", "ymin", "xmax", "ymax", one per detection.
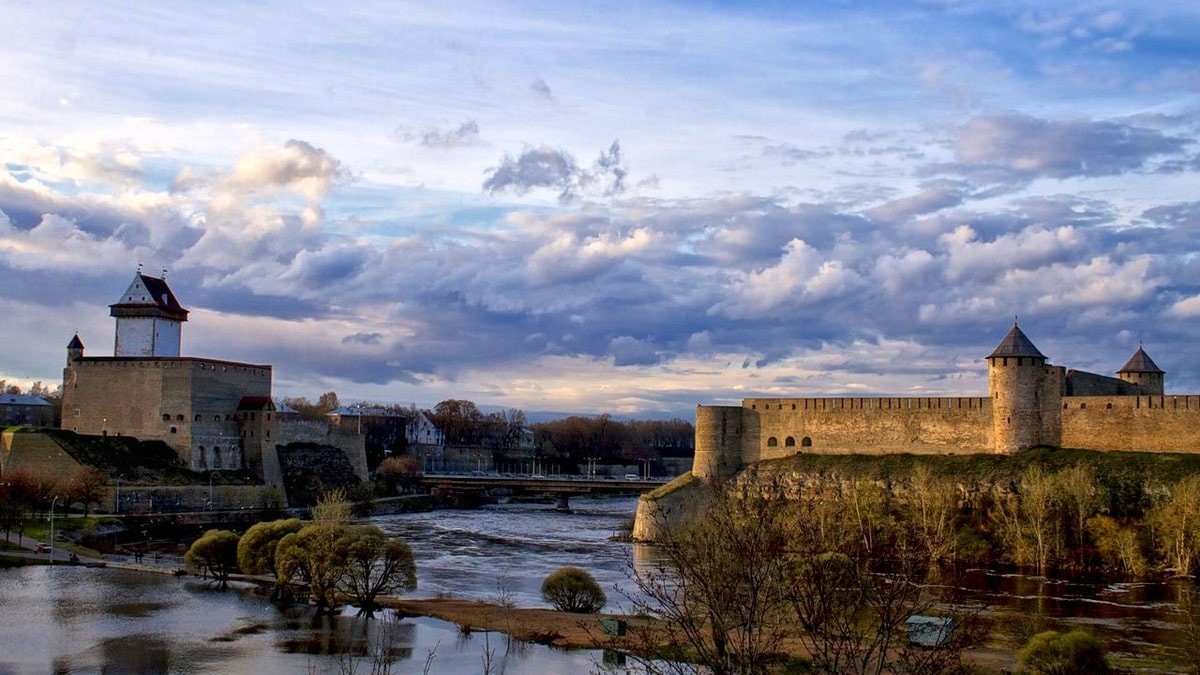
[
  {"xmin": 59, "ymin": 271, "xmax": 367, "ymax": 494},
  {"xmin": 635, "ymin": 323, "xmax": 1199, "ymax": 540}
]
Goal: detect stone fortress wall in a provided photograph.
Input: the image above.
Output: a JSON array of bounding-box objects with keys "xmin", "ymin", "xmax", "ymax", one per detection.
[
  {"xmin": 638, "ymin": 324, "xmax": 1200, "ymax": 540},
  {"xmin": 62, "ymin": 356, "xmax": 272, "ymax": 471}
]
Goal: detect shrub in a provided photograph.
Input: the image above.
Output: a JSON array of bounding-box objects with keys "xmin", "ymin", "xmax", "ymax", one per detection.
[
  {"xmin": 541, "ymin": 566, "xmax": 606, "ymax": 613},
  {"xmin": 1016, "ymin": 629, "xmax": 1110, "ymax": 674}
]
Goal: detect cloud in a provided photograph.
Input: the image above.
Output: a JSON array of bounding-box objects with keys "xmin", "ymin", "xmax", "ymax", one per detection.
[
  {"xmin": 482, "ymin": 141, "xmax": 627, "ymax": 202},
  {"xmin": 530, "ymin": 77, "xmax": 554, "ymax": 101},
  {"xmin": 864, "ymin": 181, "xmax": 967, "ymax": 224},
  {"xmin": 710, "ymin": 238, "xmax": 862, "ymax": 320},
  {"xmin": 395, "ymin": 121, "xmax": 484, "ymax": 149},
  {"xmin": 1170, "ymin": 296, "xmax": 1200, "ymax": 318},
  {"xmin": 609, "ymin": 336, "xmax": 660, "ymax": 366},
  {"xmin": 938, "ymin": 224, "xmax": 1086, "ymax": 283},
  {"xmin": 342, "ymin": 332, "xmax": 383, "ymax": 345},
  {"xmin": 952, "ymin": 113, "xmax": 1187, "ymax": 180},
  {"xmin": 222, "ymin": 139, "xmax": 347, "ymax": 202}
]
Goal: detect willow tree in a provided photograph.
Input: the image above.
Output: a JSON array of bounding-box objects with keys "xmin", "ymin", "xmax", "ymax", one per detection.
[
  {"xmin": 277, "ymin": 523, "xmax": 346, "ymax": 613},
  {"xmin": 186, "ymin": 529, "xmax": 241, "ymax": 588},
  {"xmin": 237, "ymin": 518, "xmax": 304, "ymax": 598},
  {"xmin": 336, "ymin": 525, "xmax": 417, "ymax": 616}
]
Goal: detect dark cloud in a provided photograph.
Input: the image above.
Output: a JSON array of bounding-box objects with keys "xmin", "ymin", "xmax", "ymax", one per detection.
[
  {"xmin": 952, "ymin": 113, "xmax": 1189, "ymax": 180},
  {"xmin": 342, "ymin": 332, "xmax": 382, "ymax": 345},
  {"xmin": 863, "ymin": 181, "xmax": 968, "ymax": 224},
  {"xmin": 530, "ymin": 77, "xmax": 554, "ymax": 101},
  {"xmin": 421, "ymin": 120, "xmax": 482, "ymax": 149},
  {"xmin": 394, "ymin": 121, "xmax": 483, "ymax": 149},
  {"xmin": 482, "ymin": 141, "xmax": 627, "ymax": 202}
]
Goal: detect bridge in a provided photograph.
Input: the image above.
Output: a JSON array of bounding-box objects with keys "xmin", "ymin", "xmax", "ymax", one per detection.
[{"xmin": 415, "ymin": 472, "xmax": 668, "ymax": 510}]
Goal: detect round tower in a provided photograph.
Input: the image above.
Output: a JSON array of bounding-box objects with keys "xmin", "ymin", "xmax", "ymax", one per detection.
[
  {"xmin": 1117, "ymin": 345, "xmax": 1164, "ymax": 395},
  {"xmin": 693, "ymin": 405, "xmax": 745, "ymax": 481},
  {"xmin": 987, "ymin": 323, "xmax": 1048, "ymax": 453}
]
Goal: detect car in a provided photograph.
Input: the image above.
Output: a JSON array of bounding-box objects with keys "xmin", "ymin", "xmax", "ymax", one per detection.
[
  {"xmin": 624, "ymin": 473, "xmax": 641, "ymax": 480},
  {"xmin": 35, "ymin": 543, "xmax": 51, "ymax": 553}
]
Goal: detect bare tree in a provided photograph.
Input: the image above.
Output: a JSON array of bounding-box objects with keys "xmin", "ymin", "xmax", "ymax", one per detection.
[{"xmin": 624, "ymin": 479, "xmax": 979, "ymax": 674}]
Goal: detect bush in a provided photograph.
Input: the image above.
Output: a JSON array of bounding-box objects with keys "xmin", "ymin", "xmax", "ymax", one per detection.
[
  {"xmin": 541, "ymin": 566, "xmax": 606, "ymax": 613},
  {"xmin": 1016, "ymin": 629, "xmax": 1110, "ymax": 674}
]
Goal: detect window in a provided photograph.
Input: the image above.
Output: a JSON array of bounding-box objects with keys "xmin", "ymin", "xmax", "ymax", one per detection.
[
  {"xmin": 162, "ymin": 413, "xmax": 171, "ymax": 422},
  {"xmin": 801, "ymin": 437, "xmax": 812, "ymax": 447},
  {"xmin": 767, "ymin": 437, "xmax": 778, "ymax": 447},
  {"xmin": 170, "ymin": 427, "xmax": 177, "ymax": 434},
  {"xmin": 195, "ymin": 414, "xmax": 201, "ymax": 422},
  {"xmin": 214, "ymin": 415, "xmax": 221, "ymax": 422},
  {"xmin": 176, "ymin": 414, "xmax": 184, "ymax": 421},
  {"xmin": 785, "ymin": 437, "xmax": 796, "ymax": 447}
]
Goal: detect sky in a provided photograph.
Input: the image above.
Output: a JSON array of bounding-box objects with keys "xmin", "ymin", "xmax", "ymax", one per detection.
[{"xmin": 2, "ymin": 1, "xmax": 1199, "ymax": 420}]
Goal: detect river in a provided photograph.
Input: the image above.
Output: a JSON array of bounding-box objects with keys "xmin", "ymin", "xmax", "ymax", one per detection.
[{"xmin": 0, "ymin": 496, "xmax": 1194, "ymax": 672}]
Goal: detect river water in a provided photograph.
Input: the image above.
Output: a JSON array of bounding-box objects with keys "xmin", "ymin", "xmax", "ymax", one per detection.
[
  {"xmin": 0, "ymin": 496, "xmax": 1194, "ymax": 673},
  {"xmin": 0, "ymin": 497, "xmax": 639, "ymax": 674}
]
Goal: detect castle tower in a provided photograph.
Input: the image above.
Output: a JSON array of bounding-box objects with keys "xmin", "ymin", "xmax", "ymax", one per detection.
[
  {"xmin": 110, "ymin": 271, "xmax": 189, "ymax": 357},
  {"xmin": 1117, "ymin": 346, "xmax": 1164, "ymax": 395},
  {"xmin": 987, "ymin": 323, "xmax": 1055, "ymax": 453},
  {"xmin": 693, "ymin": 405, "xmax": 745, "ymax": 481},
  {"xmin": 66, "ymin": 333, "xmax": 84, "ymax": 365}
]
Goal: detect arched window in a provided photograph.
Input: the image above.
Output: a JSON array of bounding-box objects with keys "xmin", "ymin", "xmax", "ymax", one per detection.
[
  {"xmin": 176, "ymin": 414, "xmax": 184, "ymax": 421},
  {"xmin": 785, "ymin": 437, "xmax": 796, "ymax": 447},
  {"xmin": 767, "ymin": 437, "xmax": 778, "ymax": 447},
  {"xmin": 162, "ymin": 413, "xmax": 171, "ymax": 422},
  {"xmin": 194, "ymin": 414, "xmax": 201, "ymax": 422},
  {"xmin": 170, "ymin": 426, "xmax": 177, "ymax": 434},
  {"xmin": 801, "ymin": 437, "xmax": 812, "ymax": 447}
]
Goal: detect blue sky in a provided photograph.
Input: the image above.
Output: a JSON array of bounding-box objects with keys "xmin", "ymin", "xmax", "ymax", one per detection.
[{"xmin": 2, "ymin": 1, "xmax": 1199, "ymax": 418}]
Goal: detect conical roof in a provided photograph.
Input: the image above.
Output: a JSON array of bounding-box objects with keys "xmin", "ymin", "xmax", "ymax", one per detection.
[
  {"xmin": 986, "ymin": 323, "xmax": 1046, "ymax": 359},
  {"xmin": 67, "ymin": 334, "xmax": 84, "ymax": 349},
  {"xmin": 1118, "ymin": 346, "xmax": 1163, "ymax": 374}
]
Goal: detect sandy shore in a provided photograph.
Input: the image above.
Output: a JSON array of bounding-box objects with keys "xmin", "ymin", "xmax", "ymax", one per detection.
[{"xmin": 380, "ymin": 597, "xmax": 649, "ymax": 650}]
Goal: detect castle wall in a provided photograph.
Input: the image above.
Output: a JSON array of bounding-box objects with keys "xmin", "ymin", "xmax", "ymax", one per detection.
[
  {"xmin": 277, "ymin": 419, "xmax": 369, "ymax": 480},
  {"xmin": 1061, "ymin": 395, "xmax": 1200, "ymax": 453},
  {"xmin": 742, "ymin": 396, "xmax": 994, "ymax": 458},
  {"xmin": 1065, "ymin": 369, "xmax": 1138, "ymax": 396},
  {"xmin": 62, "ymin": 357, "xmax": 271, "ymax": 468}
]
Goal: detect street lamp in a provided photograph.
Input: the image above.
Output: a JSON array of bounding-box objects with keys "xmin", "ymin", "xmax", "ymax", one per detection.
[{"xmin": 49, "ymin": 496, "xmax": 60, "ymax": 565}]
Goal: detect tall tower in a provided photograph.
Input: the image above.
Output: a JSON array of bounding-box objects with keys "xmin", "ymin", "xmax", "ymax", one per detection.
[
  {"xmin": 987, "ymin": 323, "xmax": 1052, "ymax": 453},
  {"xmin": 1117, "ymin": 346, "xmax": 1165, "ymax": 395},
  {"xmin": 110, "ymin": 271, "xmax": 189, "ymax": 357}
]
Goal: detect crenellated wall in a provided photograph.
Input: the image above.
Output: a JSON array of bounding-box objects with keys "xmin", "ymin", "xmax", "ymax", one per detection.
[
  {"xmin": 1061, "ymin": 395, "xmax": 1200, "ymax": 453},
  {"xmin": 742, "ymin": 396, "xmax": 995, "ymax": 459}
]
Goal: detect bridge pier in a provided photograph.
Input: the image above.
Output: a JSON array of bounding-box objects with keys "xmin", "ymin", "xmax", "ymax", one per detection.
[{"xmin": 554, "ymin": 493, "xmax": 571, "ymax": 512}]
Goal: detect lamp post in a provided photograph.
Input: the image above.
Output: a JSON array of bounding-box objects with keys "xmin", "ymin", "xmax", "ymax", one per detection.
[
  {"xmin": 49, "ymin": 496, "xmax": 60, "ymax": 565},
  {"xmin": 114, "ymin": 474, "xmax": 123, "ymax": 514}
]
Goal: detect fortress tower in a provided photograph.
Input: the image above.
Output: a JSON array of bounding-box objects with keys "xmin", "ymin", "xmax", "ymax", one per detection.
[
  {"xmin": 987, "ymin": 323, "xmax": 1060, "ymax": 453},
  {"xmin": 111, "ymin": 271, "xmax": 189, "ymax": 357},
  {"xmin": 1118, "ymin": 346, "xmax": 1165, "ymax": 395}
]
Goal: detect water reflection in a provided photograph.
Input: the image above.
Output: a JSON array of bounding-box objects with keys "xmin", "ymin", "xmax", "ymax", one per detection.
[{"xmin": 0, "ymin": 565, "xmax": 603, "ymax": 674}]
